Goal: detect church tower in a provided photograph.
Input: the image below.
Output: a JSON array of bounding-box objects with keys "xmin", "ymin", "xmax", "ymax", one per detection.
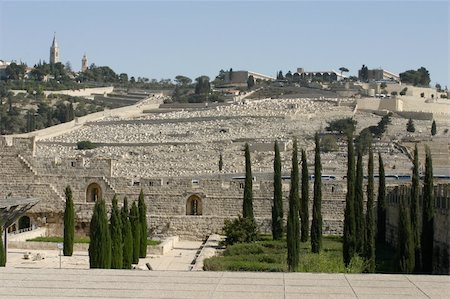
[
  {"xmin": 49, "ymin": 34, "xmax": 60, "ymax": 64},
  {"xmin": 81, "ymin": 54, "xmax": 88, "ymax": 72}
]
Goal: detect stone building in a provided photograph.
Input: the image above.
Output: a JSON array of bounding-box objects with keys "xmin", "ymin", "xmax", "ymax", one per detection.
[
  {"xmin": 49, "ymin": 34, "xmax": 60, "ymax": 64},
  {"xmin": 81, "ymin": 54, "xmax": 88, "ymax": 72}
]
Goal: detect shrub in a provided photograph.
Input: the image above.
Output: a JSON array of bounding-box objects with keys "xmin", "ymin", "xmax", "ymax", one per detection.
[
  {"xmin": 223, "ymin": 216, "xmax": 258, "ymax": 246},
  {"xmin": 325, "ymin": 118, "xmax": 356, "ymax": 134},
  {"xmin": 320, "ymin": 135, "xmax": 338, "ymax": 152},
  {"xmin": 77, "ymin": 140, "xmax": 96, "ymax": 150}
]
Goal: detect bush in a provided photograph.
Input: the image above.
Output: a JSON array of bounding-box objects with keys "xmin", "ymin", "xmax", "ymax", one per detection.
[
  {"xmin": 77, "ymin": 140, "xmax": 97, "ymax": 150},
  {"xmin": 325, "ymin": 118, "xmax": 356, "ymax": 134},
  {"xmin": 320, "ymin": 135, "xmax": 338, "ymax": 152},
  {"xmin": 223, "ymin": 216, "xmax": 258, "ymax": 246}
]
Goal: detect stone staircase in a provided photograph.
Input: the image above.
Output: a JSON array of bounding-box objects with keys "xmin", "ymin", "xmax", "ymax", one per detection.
[
  {"xmin": 17, "ymin": 154, "xmax": 38, "ymax": 176},
  {"xmin": 102, "ymin": 176, "xmax": 118, "ymax": 193}
]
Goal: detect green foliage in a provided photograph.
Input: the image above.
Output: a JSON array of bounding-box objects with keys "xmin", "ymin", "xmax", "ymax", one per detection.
[
  {"xmin": 130, "ymin": 201, "xmax": 141, "ymax": 264},
  {"xmin": 121, "ymin": 197, "xmax": 133, "ymax": 269},
  {"xmin": 287, "ymin": 139, "xmax": 300, "ymax": 271},
  {"xmin": 194, "ymin": 76, "xmax": 211, "ymax": 99},
  {"xmin": 110, "ymin": 195, "xmax": 123, "ymax": 269},
  {"xmin": 218, "ymin": 153, "xmax": 223, "ymax": 172},
  {"xmin": 399, "ymin": 67, "xmax": 431, "ymax": 87},
  {"xmin": 359, "ymin": 65, "xmax": 369, "ymax": 82},
  {"xmin": 354, "ymin": 151, "xmax": 365, "ymax": 255},
  {"xmin": 63, "ymin": 186, "xmax": 75, "ymax": 256},
  {"xmin": 320, "ymin": 135, "xmax": 338, "ymax": 152},
  {"xmin": 406, "ymin": 118, "xmax": 415, "ymax": 133},
  {"xmin": 411, "ymin": 145, "xmax": 422, "ymax": 272},
  {"xmin": 247, "ymin": 75, "xmax": 255, "ymax": 90},
  {"xmin": 138, "ymin": 189, "xmax": 148, "ymax": 258},
  {"xmin": 89, "ymin": 199, "xmax": 111, "ymax": 269},
  {"xmin": 355, "ymin": 128, "xmax": 373, "ymax": 155},
  {"xmin": 398, "ymin": 187, "xmax": 415, "ymax": 273},
  {"xmin": 243, "ymin": 143, "xmax": 254, "ymax": 220},
  {"xmin": 325, "ymin": 118, "xmax": 356, "ymax": 134},
  {"xmin": 364, "ymin": 148, "xmax": 376, "ymax": 272},
  {"xmin": 0, "ymin": 221, "xmax": 5, "ymax": 267},
  {"xmin": 311, "ymin": 133, "xmax": 322, "ymax": 253},
  {"xmin": 421, "ymin": 147, "xmax": 434, "ymax": 274},
  {"xmin": 377, "ymin": 153, "xmax": 386, "ymax": 243},
  {"xmin": 272, "ymin": 141, "xmax": 283, "ymax": 241},
  {"xmin": 431, "ymin": 120, "xmax": 437, "ymax": 136},
  {"xmin": 223, "ymin": 216, "xmax": 258, "ymax": 246},
  {"xmin": 343, "ymin": 134, "xmax": 356, "ymax": 267},
  {"xmin": 76, "ymin": 140, "xmax": 97, "ymax": 150},
  {"xmin": 399, "ymin": 87, "xmax": 408, "ymax": 96},
  {"xmin": 300, "ymin": 149, "xmax": 309, "ymax": 242},
  {"xmin": 27, "ymin": 236, "xmax": 90, "ymax": 243}
]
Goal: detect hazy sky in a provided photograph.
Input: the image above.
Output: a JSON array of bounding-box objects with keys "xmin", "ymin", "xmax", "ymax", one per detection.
[{"xmin": 1, "ymin": 1, "xmax": 448, "ymax": 86}]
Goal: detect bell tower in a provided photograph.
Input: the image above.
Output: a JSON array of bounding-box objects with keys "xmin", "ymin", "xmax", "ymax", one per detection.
[
  {"xmin": 49, "ymin": 33, "xmax": 60, "ymax": 64},
  {"xmin": 81, "ymin": 54, "xmax": 88, "ymax": 72}
]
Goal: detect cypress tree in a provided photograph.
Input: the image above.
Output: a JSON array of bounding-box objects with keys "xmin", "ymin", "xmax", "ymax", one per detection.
[
  {"xmin": 364, "ymin": 147, "xmax": 375, "ymax": 272},
  {"xmin": 0, "ymin": 221, "xmax": 5, "ymax": 267},
  {"xmin": 411, "ymin": 144, "xmax": 422, "ymax": 272},
  {"xmin": 219, "ymin": 153, "xmax": 223, "ymax": 171},
  {"xmin": 343, "ymin": 133, "xmax": 356, "ymax": 267},
  {"xmin": 121, "ymin": 197, "xmax": 133, "ymax": 269},
  {"xmin": 138, "ymin": 189, "xmax": 148, "ymax": 258},
  {"xmin": 377, "ymin": 153, "xmax": 386, "ymax": 243},
  {"xmin": 407, "ymin": 118, "xmax": 415, "ymax": 133},
  {"xmin": 243, "ymin": 143, "xmax": 254, "ymax": 220},
  {"xmin": 311, "ymin": 133, "xmax": 322, "ymax": 253},
  {"xmin": 398, "ymin": 186, "xmax": 415, "ymax": 273},
  {"xmin": 421, "ymin": 147, "xmax": 434, "ymax": 274},
  {"xmin": 130, "ymin": 201, "xmax": 141, "ymax": 265},
  {"xmin": 431, "ymin": 120, "xmax": 437, "ymax": 136},
  {"xmin": 355, "ymin": 150, "xmax": 364, "ymax": 255},
  {"xmin": 63, "ymin": 185, "xmax": 74, "ymax": 256},
  {"xmin": 272, "ymin": 141, "xmax": 283, "ymax": 241},
  {"xmin": 287, "ymin": 139, "xmax": 300, "ymax": 271},
  {"xmin": 300, "ymin": 149, "xmax": 309, "ymax": 242},
  {"xmin": 110, "ymin": 195, "xmax": 123, "ymax": 269},
  {"xmin": 89, "ymin": 199, "xmax": 111, "ymax": 269}
]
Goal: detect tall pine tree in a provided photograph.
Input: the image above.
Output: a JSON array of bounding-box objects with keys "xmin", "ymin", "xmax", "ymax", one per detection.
[
  {"xmin": 377, "ymin": 153, "xmax": 386, "ymax": 243},
  {"xmin": 121, "ymin": 197, "xmax": 133, "ymax": 269},
  {"xmin": 431, "ymin": 120, "xmax": 437, "ymax": 136},
  {"xmin": 63, "ymin": 186, "xmax": 74, "ymax": 256},
  {"xmin": 343, "ymin": 133, "xmax": 356, "ymax": 267},
  {"xmin": 311, "ymin": 133, "xmax": 322, "ymax": 253},
  {"xmin": 421, "ymin": 147, "xmax": 434, "ymax": 274},
  {"xmin": 411, "ymin": 144, "xmax": 422, "ymax": 272},
  {"xmin": 130, "ymin": 201, "xmax": 141, "ymax": 265},
  {"xmin": 272, "ymin": 141, "xmax": 283, "ymax": 240},
  {"xmin": 398, "ymin": 186, "xmax": 415, "ymax": 274},
  {"xmin": 300, "ymin": 149, "xmax": 309, "ymax": 242},
  {"xmin": 89, "ymin": 199, "xmax": 111, "ymax": 269},
  {"xmin": 364, "ymin": 148, "xmax": 375, "ymax": 272},
  {"xmin": 243, "ymin": 143, "xmax": 254, "ymax": 220},
  {"xmin": 110, "ymin": 195, "xmax": 123, "ymax": 269},
  {"xmin": 355, "ymin": 150, "xmax": 364, "ymax": 255},
  {"xmin": 287, "ymin": 139, "xmax": 300, "ymax": 271},
  {"xmin": 138, "ymin": 189, "xmax": 148, "ymax": 258},
  {"xmin": 0, "ymin": 221, "xmax": 5, "ymax": 267}
]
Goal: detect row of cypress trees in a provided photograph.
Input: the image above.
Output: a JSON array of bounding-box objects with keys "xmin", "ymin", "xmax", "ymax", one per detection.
[{"xmin": 88, "ymin": 190, "xmax": 148, "ymax": 269}]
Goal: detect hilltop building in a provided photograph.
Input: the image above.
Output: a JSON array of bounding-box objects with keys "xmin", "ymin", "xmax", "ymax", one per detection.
[
  {"xmin": 223, "ymin": 70, "xmax": 274, "ymax": 86},
  {"xmin": 358, "ymin": 68, "xmax": 400, "ymax": 82},
  {"xmin": 49, "ymin": 34, "xmax": 60, "ymax": 64},
  {"xmin": 81, "ymin": 54, "xmax": 88, "ymax": 72},
  {"xmin": 295, "ymin": 68, "xmax": 346, "ymax": 82}
]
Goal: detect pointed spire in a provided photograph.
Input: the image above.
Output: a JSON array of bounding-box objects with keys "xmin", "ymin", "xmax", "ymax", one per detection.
[{"xmin": 52, "ymin": 32, "xmax": 58, "ymax": 48}]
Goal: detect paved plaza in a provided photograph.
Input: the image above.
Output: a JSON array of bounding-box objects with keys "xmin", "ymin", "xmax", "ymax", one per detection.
[{"xmin": 0, "ymin": 267, "xmax": 449, "ymax": 298}]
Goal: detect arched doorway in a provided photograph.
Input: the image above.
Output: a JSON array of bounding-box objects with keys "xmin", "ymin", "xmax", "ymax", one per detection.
[
  {"xmin": 18, "ymin": 215, "xmax": 31, "ymax": 230},
  {"xmin": 86, "ymin": 183, "xmax": 102, "ymax": 202},
  {"xmin": 186, "ymin": 195, "xmax": 202, "ymax": 216}
]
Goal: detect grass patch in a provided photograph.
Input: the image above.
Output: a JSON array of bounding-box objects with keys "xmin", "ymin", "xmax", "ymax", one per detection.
[
  {"xmin": 27, "ymin": 236, "xmax": 161, "ymax": 246},
  {"xmin": 147, "ymin": 239, "xmax": 161, "ymax": 246},
  {"xmin": 203, "ymin": 235, "xmax": 369, "ymax": 273}
]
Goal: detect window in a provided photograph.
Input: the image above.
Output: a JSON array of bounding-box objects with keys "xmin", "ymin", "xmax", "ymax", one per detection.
[
  {"xmin": 86, "ymin": 183, "xmax": 102, "ymax": 202},
  {"xmin": 186, "ymin": 195, "xmax": 202, "ymax": 216}
]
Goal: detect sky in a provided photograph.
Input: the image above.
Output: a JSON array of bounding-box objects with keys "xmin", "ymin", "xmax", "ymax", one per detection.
[{"xmin": 1, "ymin": 0, "xmax": 449, "ymax": 86}]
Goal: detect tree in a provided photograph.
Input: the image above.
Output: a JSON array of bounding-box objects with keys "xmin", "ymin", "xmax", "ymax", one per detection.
[
  {"xmin": 247, "ymin": 75, "xmax": 255, "ymax": 90},
  {"xmin": 343, "ymin": 133, "xmax": 356, "ymax": 267},
  {"xmin": 364, "ymin": 148, "xmax": 375, "ymax": 272},
  {"xmin": 63, "ymin": 186, "xmax": 75, "ymax": 256},
  {"xmin": 398, "ymin": 186, "xmax": 415, "ymax": 273},
  {"xmin": 219, "ymin": 153, "xmax": 223, "ymax": 171},
  {"xmin": 407, "ymin": 118, "xmax": 415, "ymax": 133},
  {"xmin": 223, "ymin": 216, "xmax": 257, "ymax": 246},
  {"xmin": 411, "ymin": 144, "xmax": 422, "ymax": 272},
  {"xmin": 377, "ymin": 153, "xmax": 386, "ymax": 243},
  {"xmin": 130, "ymin": 201, "xmax": 141, "ymax": 264},
  {"xmin": 399, "ymin": 67, "xmax": 430, "ymax": 87},
  {"xmin": 359, "ymin": 65, "xmax": 369, "ymax": 82},
  {"xmin": 175, "ymin": 75, "xmax": 192, "ymax": 86},
  {"xmin": 89, "ymin": 199, "xmax": 111, "ymax": 269},
  {"xmin": 138, "ymin": 190, "xmax": 148, "ymax": 258},
  {"xmin": 287, "ymin": 139, "xmax": 300, "ymax": 271},
  {"xmin": 431, "ymin": 120, "xmax": 437, "ymax": 136},
  {"xmin": 300, "ymin": 149, "xmax": 309, "ymax": 242},
  {"xmin": 311, "ymin": 133, "xmax": 322, "ymax": 253},
  {"xmin": 243, "ymin": 143, "xmax": 254, "ymax": 221},
  {"xmin": 0, "ymin": 220, "xmax": 5, "ymax": 267},
  {"xmin": 354, "ymin": 150, "xmax": 364, "ymax": 255},
  {"xmin": 325, "ymin": 118, "xmax": 356, "ymax": 134},
  {"xmin": 194, "ymin": 76, "xmax": 211, "ymax": 95},
  {"xmin": 421, "ymin": 147, "xmax": 434, "ymax": 274},
  {"xmin": 277, "ymin": 71, "xmax": 284, "ymax": 80},
  {"xmin": 272, "ymin": 141, "xmax": 283, "ymax": 241},
  {"xmin": 339, "ymin": 67, "xmax": 349, "ymax": 77},
  {"xmin": 110, "ymin": 195, "xmax": 123, "ymax": 269},
  {"xmin": 320, "ymin": 135, "xmax": 338, "ymax": 152},
  {"xmin": 285, "ymin": 71, "xmax": 293, "ymax": 82},
  {"xmin": 121, "ymin": 197, "xmax": 133, "ymax": 269}
]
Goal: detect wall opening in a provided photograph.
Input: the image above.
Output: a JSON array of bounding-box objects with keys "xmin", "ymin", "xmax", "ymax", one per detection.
[
  {"xmin": 186, "ymin": 195, "xmax": 203, "ymax": 216},
  {"xmin": 18, "ymin": 215, "xmax": 31, "ymax": 230},
  {"xmin": 86, "ymin": 182, "xmax": 102, "ymax": 202}
]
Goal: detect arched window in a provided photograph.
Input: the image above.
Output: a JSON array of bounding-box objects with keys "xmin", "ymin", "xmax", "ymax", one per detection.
[
  {"xmin": 186, "ymin": 195, "xmax": 202, "ymax": 216},
  {"xmin": 86, "ymin": 183, "xmax": 102, "ymax": 202},
  {"xmin": 18, "ymin": 215, "xmax": 31, "ymax": 230}
]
